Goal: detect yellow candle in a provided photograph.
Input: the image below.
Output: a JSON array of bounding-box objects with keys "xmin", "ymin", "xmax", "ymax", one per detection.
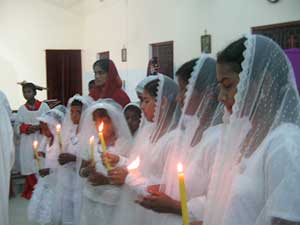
[
  {"xmin": 32, "ymin": 140, "xmax": 42, "ymax": 170},
  {"xmin": 177, "ymin": 163, "xmax": 189, "ymax": 225},
  {"xmin": 98, "ymin": 122, "xmax": 111, "ymax": 170},
  {"xmin": 56, "ymin": 124, "xmax": 63, "ymax": 153},
  {"xmin": 89, "ymin": 136, "xmax": 95, "ymax": 164}
]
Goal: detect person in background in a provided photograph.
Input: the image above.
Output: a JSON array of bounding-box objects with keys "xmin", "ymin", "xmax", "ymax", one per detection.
[
  {"xmin": 15, "ymin": 82, "xmax": 50, "ymax": 199},
  {"xmin": 124, "ymin": 102, "xmax": 142, "ymax": 136},
  {"xmin": 89, "ymin": 59, "xmax": 130, "ymax": 107},
  {"xmin": 0, "ymin": 90, "xmax": 15, "ymax": 225},
  {"xmin": 147, "ymin": 56, "xmax": 160, "ymax": 76}
]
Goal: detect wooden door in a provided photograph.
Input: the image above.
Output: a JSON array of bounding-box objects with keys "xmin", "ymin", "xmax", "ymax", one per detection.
[
  {"xmin": 46, "ymin": 50, "xmax": 82, "ymax": 105},
  {"xmin": 151, "ymin": 41, "xmax": 174, "ymax": 78}
]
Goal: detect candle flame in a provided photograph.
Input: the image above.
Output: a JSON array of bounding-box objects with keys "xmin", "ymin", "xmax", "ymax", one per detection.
[
  {"xmin": 98, "ymin": 122, "xmax": 104, "ymax": 133},
  {"xmin": 56, "ymin": 124, "xmax": 61, "ymax": 133},
  {"xmin": 177, "ymin": 163, "xmax": 183, "ymax": 173},
  {"xmin": 89, "ymin": 136, "xmax": 94, "ymax": 144},
  {"xmin": 33, "ymin": 140, "xmax": 38, "ymax": 149},
  {"xmin": 127, "ymin": 156, "xmax": 140, "ymax": 170}
]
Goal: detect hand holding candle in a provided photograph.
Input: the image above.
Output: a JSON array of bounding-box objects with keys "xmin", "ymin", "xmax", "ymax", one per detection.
[
  {"xmin": 56, "ymin": 124, "xmax": 63, "ymax": 153},
  {"xmin": 177, "ymin": 163, "xmax": 189, "ymax": 225},
  {"xmin": 33, "ymin": 140, "xmax": 42, "ymax": 170},
  {"xmin": 98, "ymin": 122, "xmax": 112, "ymax": 171}
]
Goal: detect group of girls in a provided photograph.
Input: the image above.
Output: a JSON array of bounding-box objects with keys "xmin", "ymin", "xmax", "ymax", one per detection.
[{"xmin": 24, "ymin": 34, "xmax": 300, "ymax": 225}]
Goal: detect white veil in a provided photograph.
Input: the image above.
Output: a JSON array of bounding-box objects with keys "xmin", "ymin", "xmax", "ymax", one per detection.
[
  {"xmin": 203, "ymin": 35, "xmax": 300, "ymax": 225},
  {"xmin": 153, "ymin": 55, "xmax": 222, "ymax": 224},
  {"xmin": 78, "ymin": 99, "xmax": 132, "ymax": 158},
  {"xmin": 110, "ymin": 74, "xmax": 179, "ymax": 225},
  {"xmin": 53, "ymin": 95, "xmax": 91, "ymax": 225}
]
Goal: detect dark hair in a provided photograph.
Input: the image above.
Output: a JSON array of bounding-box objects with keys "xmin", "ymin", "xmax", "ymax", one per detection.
[
  {"xmin": 176, "ymin": 59, "xmax": 198, "ymax": 84},
  {"xmin": 150, "ymin": 56, "xmax": 159, "ymax": 65},
  {"xmin": 125, "ymin": 105, "xmax": 142, "ymax": 115},
  {"xmin": 88, "ymin": 79, "xmax": 95, "ymax": 90},
  {"xmin": 93, "ymin": 59, "xmax": 109, "ymax": 73},
  {"xmin": 93, "ymin": 108, "xmax": 110, "ymax": 120},
  {"xmin": 71, "ymin": 99, "xmax": 83, "ymax": 107},
  {"xmin": 217, "ymin": 37, "xmax": 247, "ymax": 73},
  {"xmin": 22, "ymin": 82, "xmax": 37, "ymax": 95},
  {"xmin": 144, "ymin": 79, "xmax": 159, "ymax": 98}
]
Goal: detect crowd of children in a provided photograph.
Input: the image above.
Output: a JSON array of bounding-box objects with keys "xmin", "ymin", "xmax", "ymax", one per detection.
[{"xmin": 1, "ymin": 35, "xmax": 300, "ymax": 225}]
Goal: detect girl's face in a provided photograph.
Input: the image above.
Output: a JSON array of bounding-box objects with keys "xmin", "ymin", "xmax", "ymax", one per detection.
[
  {"xmin": 141, "ymin": 90, "xmax": 156, "ymax": 122},
  {"xmin": 93, "ymin": 114, "xmax": 115, "ymax": 140},
  {"xmin": 94, "ymin": 65, "xmax": 108, "ymax": 87},
  {"xmin": 70, "ymin": 105, "xmax": 82, "ymax": 125},
  {"xmin": 125, "ymin": 108, "xmax": 141, "ymax": 135},
  {"xmin": 176, "ymin": 75, "xmax": 188, "ymax": 109},
  {"xmin": 40, "ymin": 122, "xmax": 52, "ymax": 138},
  {"xmin": 216, "ymin": 63, "xmax": 240, "ymax": 114},
  {"xmin": 22, "ymin": 87, "xmax": 35, "ymax": 101}
]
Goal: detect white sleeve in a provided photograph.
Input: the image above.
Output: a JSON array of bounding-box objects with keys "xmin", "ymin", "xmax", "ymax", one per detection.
[
  {"xmin": 125, "ymin": 171, "xmax": 151, "ymax": 196},
  {"xmin": 265, "ymin": 135, "xmax": 300, "ymax": 222}
]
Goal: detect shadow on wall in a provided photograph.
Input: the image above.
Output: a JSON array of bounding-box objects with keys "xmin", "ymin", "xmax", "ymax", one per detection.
[{"xmin": 0, "ymin": 55, "xmax": 19, "ymax": 110}]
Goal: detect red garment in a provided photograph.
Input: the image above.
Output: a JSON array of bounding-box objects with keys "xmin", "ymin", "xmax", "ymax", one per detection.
[
  {"xmin": 21, "ymin": 174, "xmax": 37, "ymax": 200},
  {"xmin": 20, "ymin": 100, "xmax": 42, "ymax": 134},
  {"xmin": 25, "ymin": 100, "xmax": 42, "ymax": 111},
  {"xmin": 89, "ymin": 60, "xmax": 130, "ymax": 107}
]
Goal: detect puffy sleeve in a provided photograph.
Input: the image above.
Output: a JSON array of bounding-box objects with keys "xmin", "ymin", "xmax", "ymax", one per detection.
[{"xmin": 264, "ymin": 127, "xmax": 300, "ymax": 223}]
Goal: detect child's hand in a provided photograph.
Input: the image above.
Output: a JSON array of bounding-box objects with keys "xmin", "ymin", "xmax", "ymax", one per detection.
[
  {"xmin": 79, "ymin": 161, "xmax": 95, "ymax": 177},
  {"xmin": 32, "ymin": 125, "xmax": 41, "ymax": 132},
  {"xmin": 147, "ymin": 184, "xmax": 161, "ymax": 194},
  {"xmin": 27, "ymin": 126, "xmax": 36, "ymax": 134},
  {"xmin": 88, "ymin": 171, "xmax": 109, "ymax": 186},
  {"xmin": 39, "ymin": 168, "xmax": 50, "ymax": 177},
  {"xmin": 38, "ymin": 152, "xmax": 45, "ymax": 158},
  {"xmin": 101, "ymin": 152, "xmax": 119, "ymax": 167},
  {"xmin": 58, "ymin": 153, "xmax": 76, "ymax": 165},
  {"xmin": 107, "ymin": 167, "xmax": 128, "ymax": 185}
]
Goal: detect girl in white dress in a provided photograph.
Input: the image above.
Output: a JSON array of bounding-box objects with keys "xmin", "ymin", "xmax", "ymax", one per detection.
[
  {"xmin": 54, "ymin": 95, "xmax": 91, "ymax": 225},
  {"xmin": 78, "ymin": 99, "xmax": 133, "ymax": 225},
  {"xmin": 108, "ymin": 74, "xmax": 180, "ymax": 225},
  {"xmin": 203, "ymin": 35, "xmax": 300, "ymax": 225},
  {"xmin": 135, "ymin": 56, "xmax": 223, "ymax": 225},
  {"xmin": 28, "ymin": 105, "xmax": 66, "ymax": 225}
]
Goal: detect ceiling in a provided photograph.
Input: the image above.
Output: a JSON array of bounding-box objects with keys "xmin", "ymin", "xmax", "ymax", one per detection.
[{"xmin": 42, "ymin": 0, "xmax": 85, "ymax": 9}]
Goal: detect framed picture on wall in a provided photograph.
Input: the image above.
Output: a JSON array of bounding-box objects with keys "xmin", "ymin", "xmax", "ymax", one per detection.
[
  {"xmin": 201, "ymin": 34, "xmax": 211, "ymax": 53},
  {"xmin": 121, "ymin": 48, "xmax": 127, "ymax": 62}
]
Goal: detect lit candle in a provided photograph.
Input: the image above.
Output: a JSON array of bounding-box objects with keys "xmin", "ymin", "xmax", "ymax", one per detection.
[
  {"xmin": 127, "ymin": 156, "xmax": 140, "ymax": 171},
  {"xmin": 89, "ymin": 136, "xmax": 95, "ymax": 164},
  {"xmin": 32, "ymin": 140, "xmax": 42, "ymax": 170},
  {"xmin": 177, "ymin": 163, "xmax": 189, "ymax": 225},
  {"xmin": 98, "ymin": 122, "xmax": 111, "ymax": 170},
  {"xmin": 56, "ymin": 124, "xmax": 63, "ymax": 153}
]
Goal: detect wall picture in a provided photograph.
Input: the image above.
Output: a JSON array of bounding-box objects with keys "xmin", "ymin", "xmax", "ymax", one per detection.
[{"xmin": 201, "ymin": 34, "xmax": 211, "ymax": 53}]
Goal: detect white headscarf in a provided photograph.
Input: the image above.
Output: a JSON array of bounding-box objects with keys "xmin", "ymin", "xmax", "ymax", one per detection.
[
  {"xmin": 203, "ymin": 35, "xmax": 300, "ymax": 225},
  {"xmin": 111, "ymin": 74, "xmax": 179, "ymax": 225},
  {"xmin": 135, "ymin": 75, "xmax": 159, "ymax": 95},
  {"xmin": 37, "ymin": 105, "xmax": 66, "ymax": 169}
]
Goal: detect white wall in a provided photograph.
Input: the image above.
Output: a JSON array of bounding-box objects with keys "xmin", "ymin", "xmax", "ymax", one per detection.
[
  {"xmin": 0, "ymin": 0, "xmax": 82, "ymax": 109},
  {"xmin": 1, "ymin": 0, "xmax": 299, "ymax": 107},
  {"xmin": 80, "ymin": 0, "xmax": 300, "ymax": 101}
]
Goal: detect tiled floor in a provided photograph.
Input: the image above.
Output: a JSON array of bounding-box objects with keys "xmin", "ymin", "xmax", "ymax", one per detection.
[{"xmin": 9, "ymin": 196, "xmax": 38, "ymax": 225}]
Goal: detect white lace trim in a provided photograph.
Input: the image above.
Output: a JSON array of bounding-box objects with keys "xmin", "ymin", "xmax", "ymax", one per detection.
[
  {"xmin": 180, "ymin": 54, "xmax": 209, "ymax": 127},
  {"xmin": 231, "ymin": 35, "xmax": 256, "ymax": 122}
]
